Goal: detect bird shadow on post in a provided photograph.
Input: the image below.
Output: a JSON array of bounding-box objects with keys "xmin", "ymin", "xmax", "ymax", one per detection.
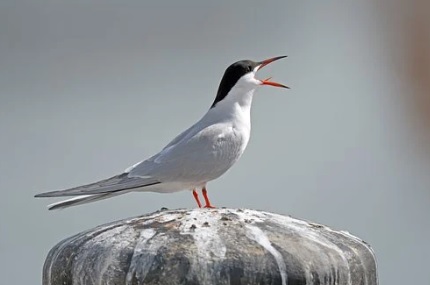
[{"xmin": 42, "ymin": 208, "xmax": 378, "ymax": 285}]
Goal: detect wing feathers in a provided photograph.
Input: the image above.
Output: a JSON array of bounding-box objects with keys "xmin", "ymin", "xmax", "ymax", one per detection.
[
  {"xmin": 47, "ymin": 192, "xmax": 125, "ymax": 210},
  {"xmin": 35, "ymin": 174, "xmax": 160, "ymax": 197}
]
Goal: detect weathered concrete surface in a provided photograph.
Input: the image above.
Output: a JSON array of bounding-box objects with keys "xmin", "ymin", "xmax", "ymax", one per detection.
[{"xmin": 42, "ymin": 208, "xmax": 378, "ymax": 285}]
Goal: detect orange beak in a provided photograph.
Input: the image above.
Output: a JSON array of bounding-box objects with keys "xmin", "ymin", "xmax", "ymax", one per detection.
[{"xmin": 257, "ymin": 56, "xmax": 289, "ymax": 89}]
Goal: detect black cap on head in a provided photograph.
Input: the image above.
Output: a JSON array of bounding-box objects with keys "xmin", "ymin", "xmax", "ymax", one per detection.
[{"xmin": 211, "ymin": 60, "xmax": 259, "ymax": 108}]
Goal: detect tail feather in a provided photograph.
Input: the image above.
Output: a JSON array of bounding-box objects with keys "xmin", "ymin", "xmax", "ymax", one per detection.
[
  {"xmin": 47, "ymin": 192, "xmax": 127, "ymax": 210},
  {"xmin": 35, "ymin": 174, "xmax": 160, "ymax": 197}
]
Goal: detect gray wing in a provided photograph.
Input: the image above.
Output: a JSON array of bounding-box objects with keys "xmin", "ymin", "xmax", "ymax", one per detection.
[
  {"xmin": 129, "ymin": 122, "xmax": 243, "ymax": 183},
  {"xmin": 47, "ymin": 192, "xmax": 125, "ymax": 210},
  {"xmin": 126, "ymin": 117, "xmax": 208, "ymax": 178},
  {"xmin": 122, "ymin": 118, "xmax": 204, "ymax": 174},
  {"xmin": 35, "ymin": 173, "xmax": 161, "ymax": 197}
]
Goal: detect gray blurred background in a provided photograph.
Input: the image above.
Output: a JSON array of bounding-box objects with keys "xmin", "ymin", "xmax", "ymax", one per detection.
[{"xmin": 1, "ymin": 1, "xmax": 429, "ymax": 284}]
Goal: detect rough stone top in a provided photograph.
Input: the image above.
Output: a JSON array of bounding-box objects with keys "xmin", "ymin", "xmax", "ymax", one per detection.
[{"xmin": 43, "ymin": 208, "xmax": 378, "ymax": 285}]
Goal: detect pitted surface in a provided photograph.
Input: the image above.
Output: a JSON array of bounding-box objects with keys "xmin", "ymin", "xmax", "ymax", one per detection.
[{"xmin": 43, "ymin": 208, "xmax": 378, "ymax": 285}]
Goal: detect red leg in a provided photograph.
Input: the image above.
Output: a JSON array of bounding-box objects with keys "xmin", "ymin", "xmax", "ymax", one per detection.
[
  {"xmin": 192, "ymin": 189, "xmax": 202, "ymax": 208},
  {"xmin": 202, "ymin": 187, "xmax": 215, "ymax": 208}
]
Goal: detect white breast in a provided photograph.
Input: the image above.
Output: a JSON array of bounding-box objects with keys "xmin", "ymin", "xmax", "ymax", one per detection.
[{"xmin": 204, "ymin": 86, "xmax": 255, "ymax": 162}]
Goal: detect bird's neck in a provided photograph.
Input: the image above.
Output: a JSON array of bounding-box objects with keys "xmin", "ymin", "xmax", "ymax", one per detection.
[{"xmin": 208, "ymin": 87, "xmax": 255, "ymax": 123}]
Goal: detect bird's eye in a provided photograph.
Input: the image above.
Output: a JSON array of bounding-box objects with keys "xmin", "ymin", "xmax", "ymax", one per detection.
[{"xmin": 247, "ymin": 66, "xmax": 252, "ymax": 72}]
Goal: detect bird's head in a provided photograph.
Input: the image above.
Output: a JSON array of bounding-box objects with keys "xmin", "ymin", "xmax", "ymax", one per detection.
[
  {"xmin": 212, "ymin": 56, "xmax": 288, "ymax": 108},
  {"xmin": 228, "ymin": 56, "xmax": 289, "ymax": 89}
]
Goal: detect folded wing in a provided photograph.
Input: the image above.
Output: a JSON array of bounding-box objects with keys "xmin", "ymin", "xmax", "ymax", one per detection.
[{"xmin": 35, "ymin": 173, "xmax": 160, "ymax": 197}]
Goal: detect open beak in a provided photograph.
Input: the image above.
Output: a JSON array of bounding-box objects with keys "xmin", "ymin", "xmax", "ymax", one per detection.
[{"xmin": 257, "ymin": 56, "xmax": 289, "ymax": 89}]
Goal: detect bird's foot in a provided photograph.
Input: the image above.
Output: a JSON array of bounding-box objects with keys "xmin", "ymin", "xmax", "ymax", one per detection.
[
  {"xmin": 192, "ymin": 189, "xmax": 202, "ymax": 208},
  {"xmin": 202, "ymin": 187, "xmax": 215, "ymax": 209}
]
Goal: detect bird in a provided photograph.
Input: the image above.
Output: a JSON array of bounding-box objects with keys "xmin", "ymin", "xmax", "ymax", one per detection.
[{"xmin": 35, "ymin": 56, "xmax": 289, "ymax": 210}]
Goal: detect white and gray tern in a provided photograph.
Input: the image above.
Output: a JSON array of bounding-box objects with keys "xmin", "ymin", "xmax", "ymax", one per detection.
[{"xmin": 35, "ymin": 56, "xmax": 288, "ymax": 210}]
